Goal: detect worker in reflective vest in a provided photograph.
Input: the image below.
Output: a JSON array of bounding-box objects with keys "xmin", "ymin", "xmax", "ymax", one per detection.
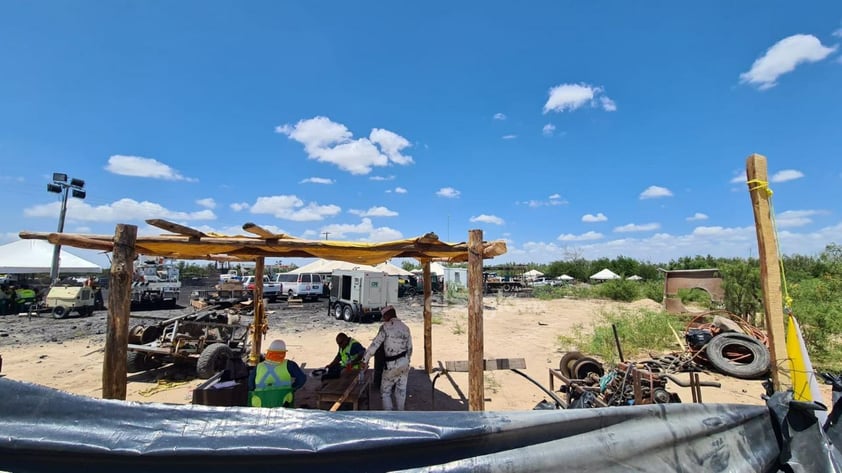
[
  {"xmin": 248, "ymin": 339, "xmax": 306, "ymax": 408},
  {"xmin": 326, "ymin": 332, "xmax": 365, "ymax": 372},
  {"xmin": 14, "ymin": 285, "xmax": 37, "ymax": 313}
]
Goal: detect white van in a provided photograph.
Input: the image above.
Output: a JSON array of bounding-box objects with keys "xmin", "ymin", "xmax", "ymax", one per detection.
[{"xmin": 273, "ymin": 273, "xmax": 323, "ymax": 301}]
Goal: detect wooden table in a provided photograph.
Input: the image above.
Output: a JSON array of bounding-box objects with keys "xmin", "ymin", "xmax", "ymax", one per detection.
[{"xmin": 316, "ymin": 369, "xmax": 373, "ymax": 411}]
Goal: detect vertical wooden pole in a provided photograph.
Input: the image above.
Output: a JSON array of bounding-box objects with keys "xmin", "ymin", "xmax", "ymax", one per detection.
[
  {"xmin": 249, "ymin": 257, "xmax": 266, "ymax": 366},
  {"xmin": 746, "ymin": 153, "xmax": 791, "ymax": 391},
  {"xmin": 467, "ymin": 229, "xmax": 484, "ymax": 411},
  {"xmin": 423, "ymin": 260, "xmax": 433, "ymax": 374},
  {"xmin": 102, "ymin": 224, "xmax": 136, "ymax": 400}
]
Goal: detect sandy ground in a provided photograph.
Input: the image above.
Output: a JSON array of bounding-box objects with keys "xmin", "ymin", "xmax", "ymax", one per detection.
[{"xmin": 0, "ymin": 294, "xmax": 828, "ymax": 410}]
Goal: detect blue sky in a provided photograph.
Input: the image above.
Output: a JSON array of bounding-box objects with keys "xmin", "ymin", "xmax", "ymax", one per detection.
[{"xmin": 1, "ymin": 2, "xmax": 841, "ymax": 269}]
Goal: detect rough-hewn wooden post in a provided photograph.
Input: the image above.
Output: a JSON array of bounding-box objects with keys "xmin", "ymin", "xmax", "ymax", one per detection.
[
  {"xmin": 467, "ymin": 229, "xmax": 484, "ymax": 411},
  {"xmin": 102, "ymin": 224, "xmax": 136, "ymax": 400},
  {"xmin": 423, "ymin": 260, "xmax": 432, "ymax": 374},
  {"xmin": 747, "ymin": 153, "xmax": 791, "ymax": 391},
  {"xmin": 249, "ymin": 257, "xmax": 266, "ymax": 366}
]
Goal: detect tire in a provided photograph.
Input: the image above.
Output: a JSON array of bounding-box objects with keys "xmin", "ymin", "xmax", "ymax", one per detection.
[
  {"xmin": 572, "ymin": 357, "xmax": 604, "ymax": 379},
  {"xmin": 407, "ymin": 287, "xmax": 417, "ymax": 297},
  {"xmin": 342, "ymin": 304, "xmax": 355, "ymax": 322},
  {"xmin": 333, "ymin": 302, "xmax": 344, "ymax": 320},
  {"xmin": 705, "ymin": 333, "xmax": 770, "ymax": 379},
  {"xmin": 52, "ymin": 306, "xmax": 68, "ymax": 319},
  {"xmin": 126, "ymin": 351, "xmax": 161, "ymax": 373},
  {"xmin": 502, "ymin": 284, "xmax": 512, "ymax": 292},
  {"xmin": 559, "ymin": 351, "xmax": 583, "ymax": 378},
  {"xmin": 196, "ymin": 343, "xmax": 234, "ymax": 379},
  {"xmin": 288, "ymin": 289, "xmax": 295, "ymax": 299}
]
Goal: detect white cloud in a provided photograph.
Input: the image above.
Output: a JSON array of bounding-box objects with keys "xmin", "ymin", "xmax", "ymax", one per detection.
[
  {"xmin": 349, "ymin": 206, "xmax": 399, "ymax": 217},
  {"xmin": 542, "ymin": 124, "xmax": 556, "ymax": 136},
  {"xmin": 502, "ymin": 134, "xmax": 517, "ymax": 140},
  {"xmin": 196, "ymin": 198, "xmax": 216, "ymax": 209},
  {"xmin": 582, "ymin": 213, "xmax": 607, "ymax": 223},
  {"xmin": 24, "ymin": 198, "xmax": 216, "ymax": 222},
  {"xmin": 833, "ymin": 28, "xmax": 842, "ymax": 38},
  {"xmin": 557, "ymin": 231, "xmax": 604, "ymax": 241},
  {"xmin": 521, "ymin": 195, "xmax": 568, "ymax": 208},
  {"xmin": 436, "ymin": 187, "xmax": 461, "ymax": 198},
  {"xmin": 320, "ymin": 218, "xmax": 402, "ymax": 242},
  {"xmin": 771, "ymin": 169, "xmax": 805, "ymax": 182},
  {"xmin": 493, "ymin": 113, "xmax": 507, "ymax": 120},
  {"xmin": 249, "ymin": 195, "xmax": 341, "ymax": 221},
  {"xmin": 393, "ymin": 187, "xmax": 407, "ymax": 194},
  {"xmin": 276, "ymin": 116, "xmax": 413, "ymax": 175},
  {"xmin": 543, "ymin": 83, "xmax": 616, "ymax": 113},
  {"xmin": 614, "ymin": 222, "xmax": 661, "ymax": 233},
  {"xmin": 600, "ymin": 96, "xmax": 617, "ymax": 112},
  {"xmin": 686, "ymin": 212, "xmax": 709, "ymax": 221},
  {"xmin": 639, "ymin": 185, "xmax": 673, "ymax": 199},
  {"xmin": 739, "ymin": 34, "xmax": 837, "ymax": 90},
  {"xmin": 0, "ymin": 175, "xmax": 25, "ymax": 183},
  {"xmin": 106, "ymin": 155, "xmax": 197, "ymax": 182},
  {"xmin": 776, "ymin": 209, "xmax": 825, "ymax": 228},
  {"xmin": 470, "ymin": 214, "xmax": 505, "ymax": 225},
  {"xmin": 369, "ymin": 175, "xmax": 395, "ymax": 181},
  {"xmin": 230, "ymin": 202, "xmax": 250, "ymax": 212},
  {"xmin": 300, "ymin": 177, "xmax": 335, "ymax": 185},
  {"xmin": 730, "ymin": 173, "xmax": 745, "ymax": 184}
]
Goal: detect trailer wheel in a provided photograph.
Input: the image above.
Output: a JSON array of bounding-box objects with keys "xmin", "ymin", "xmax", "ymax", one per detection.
[
  {"xmin": 333, "ymin": 302, "xmax": 344, "ymax": 320},
  {"xmin": 127, "ymin": 351, "xmax": 161, "ymax": 373},
  {"xmin": 196, "ymin": 343, "xmax": 234, "ymax": 379},
  {"xmin": 705, "ymin": 333, "xmax": 770, "ymax": 379},
  {"xmin": 52, "ymin": 306, "xmax": 69, "ymax": 319},
  {"xmin": 342, "ymin": 304, "xmax": 356, "ymax": 322},
  {"xmin": 572, "ymin": 357, "xmax": 604, "ymax": 379},
  {"xmin": 502, "ymin": 284, "xmax": 512, "ymax": 292}
]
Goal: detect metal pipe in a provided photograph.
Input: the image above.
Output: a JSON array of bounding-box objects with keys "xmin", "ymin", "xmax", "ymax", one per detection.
[
  {"xmin": 612, "ymin": 324, "xmax": 625, "ymax": 363},
  {"xmin": 49, "ymin": 186, "xmax": 70, "ymax": 283}
]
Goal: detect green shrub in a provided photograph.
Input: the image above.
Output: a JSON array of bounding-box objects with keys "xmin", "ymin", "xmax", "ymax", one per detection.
[
  {"xmin": 595, "ymin": 279, "xmax": 639, "ymax": 302},
  {"xmin": 790, "ymin": 275, "xmax": 842, "ymax": 364},
  {"xmin": 556, "ymin": 308, "xmax": 682, "ymax": 364},
  {"xmin": 678, "ymin": 288, "xmax": 711, "ymax": 307},
  {"xmin": 639, "ymin": 280, "xmax": 664, "ymax": 302}
]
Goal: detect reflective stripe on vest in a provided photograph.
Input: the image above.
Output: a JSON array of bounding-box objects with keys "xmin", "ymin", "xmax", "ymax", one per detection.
[
  {"xmin": 340, "ymin": 338, "xmax": 361, "ymax": 369},
  {"xmin": 255, "ymin": 360, "xmax": 292, "ymax": 390}
]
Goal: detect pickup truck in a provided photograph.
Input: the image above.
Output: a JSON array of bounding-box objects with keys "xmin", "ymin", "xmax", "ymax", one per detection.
[{"xmin": 241, "ymin": 276, "xmax": 280, "ymax": 302}]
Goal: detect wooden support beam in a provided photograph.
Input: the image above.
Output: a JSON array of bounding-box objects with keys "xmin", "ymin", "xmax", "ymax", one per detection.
[
  {"xmin": 102, "ymin": 224, "xmax": 136, "ymax": 400},
  {"xmin": 746, "ymin": 153, "xmax": 791, "ymax": 391},
  {"xmin": 146, "ymin": 219, "xmax": 206, "ymax": 238},
  {"xmin": 249, "ymin": 257, "xmax": 266, "ymax": 366},
  {"xmin": 243, "ymin": 222, "xmax": 281, "ymax": 239},
  {"xmin": 423, "ymin": 260, "xmax": 432, "ymax": 374},
  {"xmin": 467, "ymin": 229, "xmax": 484, "ymax": 411}
]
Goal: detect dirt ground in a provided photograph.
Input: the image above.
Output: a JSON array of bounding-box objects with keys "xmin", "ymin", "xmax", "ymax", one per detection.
[{"xmin": 0, "ymin": 292, "xmax": 829, "ymax": 410}]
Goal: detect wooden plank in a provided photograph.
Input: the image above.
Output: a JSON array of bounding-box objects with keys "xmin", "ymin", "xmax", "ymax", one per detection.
[
  {"xmin": 467, "ymin": 229, "xmax": 484, "ymax": 411},
  {"xmin": 746, "ymin": 154, "xmax": 791, "ymax": 391},
  {"xmin": 328, "ymin": 371, "xmax": 368, "ymax": 411},
  {"xmin": 146, "ymin": 219, "xmax": 206, "ymax": 238},
  {"xmin": 423, "ymin": 260, "xmax": 432, "ymax": 374},
  {"xmin": 445, "ymin": 358, "xmax": 527, "ymax": 372},
  {"xmin": 249, "ymin": 257, "xmax": 266, "ymax": 367},
  {"xmin": 102, "ymin": 224, "xmax": 137, "ymax": 400},
  {"xmin": 243, "ymin": 222, "xmax": 282, "ymax": 239}
]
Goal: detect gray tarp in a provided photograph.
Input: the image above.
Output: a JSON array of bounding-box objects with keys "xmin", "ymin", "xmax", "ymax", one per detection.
[{"xmin": 0, "ymin": 377, "xmax": 839, "ymax": 472}]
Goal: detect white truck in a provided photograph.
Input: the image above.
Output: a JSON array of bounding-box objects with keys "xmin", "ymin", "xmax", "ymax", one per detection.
[
  {"xmin": 329, "ymin": 269, "xmax": 398, "ymax": 322},
  {"xmin": 241, "ymin": 275, "xmax": 281, "ymax": 302},
  {"xmin": 132, "ymin": 258, "xmax": 181, "ymax": 307}
]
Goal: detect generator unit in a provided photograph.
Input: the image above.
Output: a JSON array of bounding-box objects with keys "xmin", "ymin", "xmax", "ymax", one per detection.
[{"xmin": 329, "ymin": 269, "xmax": 398, "ymax": 322}]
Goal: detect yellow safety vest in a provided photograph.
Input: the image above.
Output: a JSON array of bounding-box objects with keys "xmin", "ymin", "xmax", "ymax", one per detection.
[
  {"xmin": 339, "ymin": 338, "xmax": 362, "ymax": 370},
  {"xmin": 249, "ymin": 360, "xmax": 293, "ymax": 408}
]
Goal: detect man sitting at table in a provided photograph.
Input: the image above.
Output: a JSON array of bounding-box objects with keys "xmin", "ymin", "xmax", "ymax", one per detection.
[
  {"xmin": 248, "ymin": 339, "xmax": 307, "ymax": 408},
  {"xmin": 324, "ymin": 332, "xmax": 365, "ymax": 379}
]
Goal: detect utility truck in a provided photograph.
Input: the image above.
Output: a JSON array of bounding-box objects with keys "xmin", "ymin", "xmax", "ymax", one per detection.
[
  {"xmin": 329, "ymin": 270, "xmax": 397, "ymax": 322},
  {"xmin": 132, "ymin": 257, "xmax": 181, "ymax": 307}
]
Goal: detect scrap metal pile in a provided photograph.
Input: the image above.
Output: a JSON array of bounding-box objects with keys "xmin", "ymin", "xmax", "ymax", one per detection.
[{"xmin": 552, "ymin": 311, "xmax": 769, "ymax": 409}]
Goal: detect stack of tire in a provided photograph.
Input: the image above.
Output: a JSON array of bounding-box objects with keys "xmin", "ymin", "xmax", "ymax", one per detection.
[{"xmin": 559, "ymin": 351, "xmax": 605, "ymax": 379}]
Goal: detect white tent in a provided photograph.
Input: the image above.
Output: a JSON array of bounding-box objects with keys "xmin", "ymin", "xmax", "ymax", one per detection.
[
  {"xmin": 628, "ymin": 275, "xmax": 643, "ymax": 281},
  {"xmin": 523, "ymin": 269, "xmax": 544, "ymax": 280},
  {"xmin": 0, "ymin": 239, "xmax": 102, "ymax": 274},
  {"xmin": 556, "ymin": 274, "xmax": 575, "ymax": 281},
  {"xmin": 287, "ymin": 259, "xmax": 378, "ymax": 274},
  {"xmin": 375, "ymin": 262, "xmax": 413, "ymax": 276},
  {"xmin": 589, "ymin": 268, "xmax": 621, "ymax": 281}
]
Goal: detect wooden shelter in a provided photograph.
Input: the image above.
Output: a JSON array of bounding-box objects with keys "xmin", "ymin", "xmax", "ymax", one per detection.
[{"xmin": 20, "ymin": 220, "xmax": 505, "ymax": 410}]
